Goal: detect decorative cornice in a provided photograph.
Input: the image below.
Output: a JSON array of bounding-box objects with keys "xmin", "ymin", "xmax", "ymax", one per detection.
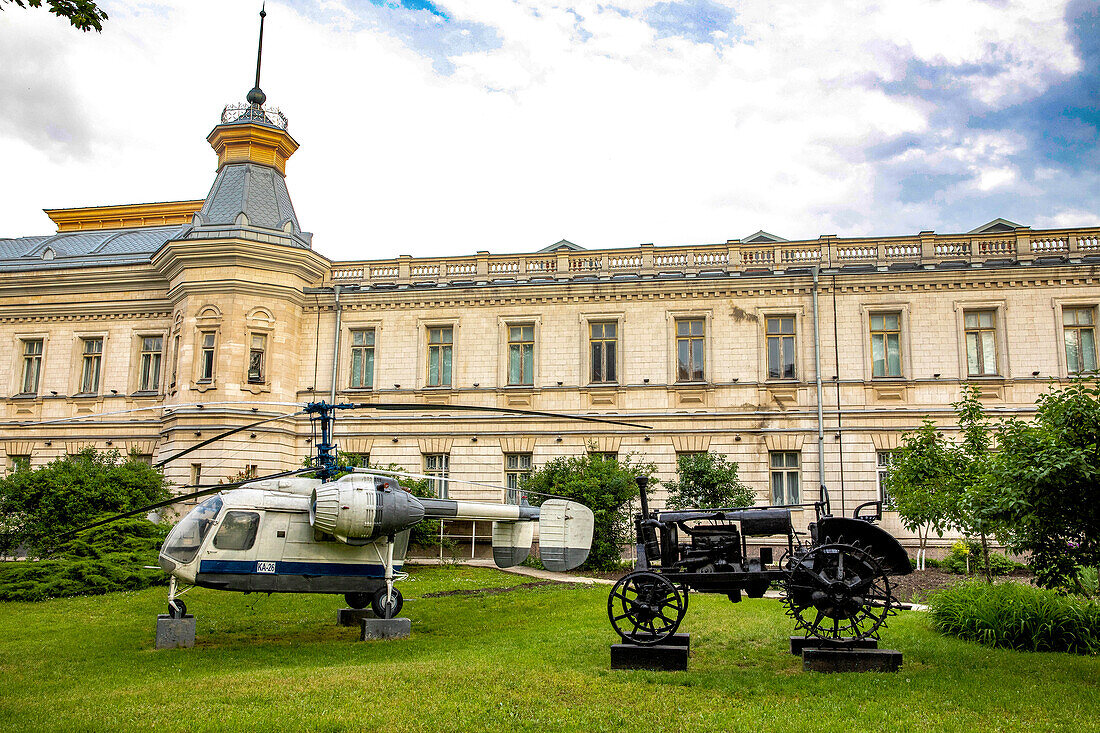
[
  {"xmin": 207, "ymin": 122, "xmax": 299, "ymax": 176},
  {"xmin": 151, "ymin": 236, "xmax": 329, "ymax": 285},
  {"xmin": 44, "ymin": 200, "xmax": 204, "ymax": 232}
]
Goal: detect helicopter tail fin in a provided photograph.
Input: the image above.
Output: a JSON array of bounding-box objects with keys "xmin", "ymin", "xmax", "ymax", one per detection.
[
  {"xmin": 538, "ymin": 500, "xmax": 594, "ymax": 572},
  {"xmin": 491, "ymin": 520, "xmax": 534, "ymax": 568}
]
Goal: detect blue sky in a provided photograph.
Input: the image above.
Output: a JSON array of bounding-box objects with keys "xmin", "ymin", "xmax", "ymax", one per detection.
[{"xmin": 0, "ymin": 0, "xmax": 1095, "ymax": 257}]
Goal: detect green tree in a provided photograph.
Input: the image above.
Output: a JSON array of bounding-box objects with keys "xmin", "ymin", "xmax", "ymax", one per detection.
[
  {"xmin": 884, "ymin": 384, "xmax": 998, "ymax": 578},
  {"xmin": 664, "ymin": 452, "xmax": 754, "ymax": 510},
  {"xmin": 0, "ymin": 448, "xmax": 168, "ymax": 556},
  {"xmin": 521, "ymin": 450, "xmax": 656, "ymax": 571},
  {"xmin": 983, "ymin": 380, "xmax": 1100, "ymax": 594},
  {"xmin": 1, "ymin": 0, "xmax": 107, "ymax": 32},
  {"xmin": 882, "ymin": 419, "xmax": 958, "ymax": 570}
]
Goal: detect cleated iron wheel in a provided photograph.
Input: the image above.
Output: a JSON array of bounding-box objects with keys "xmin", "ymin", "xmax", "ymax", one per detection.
[
  {"xmin": 608, "ymin": 571, "xmax": 686, "ymax": 645},
  {"xmin": 783, "ymin": 542, "xmax": 894, "ymax": 641}
]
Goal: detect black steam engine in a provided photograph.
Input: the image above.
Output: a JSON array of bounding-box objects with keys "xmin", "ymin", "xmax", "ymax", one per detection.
[{"xmin": 608, "ymin": 477, "xmax": 913, "ymax": 646}]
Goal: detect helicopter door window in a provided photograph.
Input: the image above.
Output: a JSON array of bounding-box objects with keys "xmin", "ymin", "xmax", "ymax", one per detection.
[
  {"xmin": 213, "ymin": 511, "xmax": 261, "ymax": 551},
  {"xmin": 162, "ymin": 495, "xmax": 223, "ymax": 563}
]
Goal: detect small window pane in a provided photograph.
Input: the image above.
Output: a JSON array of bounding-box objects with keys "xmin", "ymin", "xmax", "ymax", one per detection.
[{"xmin": 213, "ymin": 511, "xmax": 260, "ymax": 551}]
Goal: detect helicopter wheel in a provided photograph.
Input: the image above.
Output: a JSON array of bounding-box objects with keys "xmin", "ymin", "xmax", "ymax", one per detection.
[
  {"xmin": 782, "ymin": 542, "xmax": 894, "ymax": 641},
  {"xmin": 607, "ymin": 571, "xmax": 685, "ymax": 646},
  {"xmin": 344, "ymin": 592, "xmax": 371, "ymax": 610},
  {"xmin": 371, "ymin": 587, "xmax": 404, "ymax": 619},
  {"xmin": 167, "ymin": 599, "xmax": 187, "ymax": 619}
]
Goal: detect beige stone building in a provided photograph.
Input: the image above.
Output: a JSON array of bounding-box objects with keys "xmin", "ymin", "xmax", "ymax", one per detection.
[{"xmin": 2, "ymin": 91, "xmax": 1098, "ymax": 550}]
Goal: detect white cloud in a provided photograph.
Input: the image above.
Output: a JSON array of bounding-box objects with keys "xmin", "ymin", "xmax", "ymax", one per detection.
[{"xmin": 0, "ymin": 0, "xmax": 1093, "ymax": 260}]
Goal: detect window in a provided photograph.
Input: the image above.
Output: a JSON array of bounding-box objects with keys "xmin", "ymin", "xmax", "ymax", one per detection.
[
  {"xmin": 427, "ymin": 326, "xmax": 453, "ymax": 387},
  {"xmin": 244, "ymin": 464, "xmax": 258, "ymax": 479},
  {"xmin": 589, "ymin": 451, "xmax": 618, "ymax": 461},
  {"xmin": 424, "ymin": 453, "xmax": 449, "ymax": 498},
  {"xmin": 343, "ymin": 452, "xmax": 368, "ymax": 468},
  {"xmin": 248, "ymin": 333, "xmax": 266, "ymax": 383},
  {"xmin": 876, "ymin": 451, "xmax": 894, "ymax": 508},
  {"xmin": 1064, "ymin": 306, "xmax": 1097, "ymax": 374},
  {"xmin": 964, "ymin": 310, "xmax": 998, "ymax": 376},
  {"xmin": 508, "ymin": 325, "xmax": 535, "ymax": 386},
  {"xmin": 766, "ymin": 316, "xmax": 796, "ymax": 379},
  {"xmin": 350, "ymin": 329, "xmax": 375, "ymax": 388},
  {"xmin": 770, "ymin": 451, "xmax": 800, "ymax": 506},
  {"xmin": 139, "ymin": 336, "xmax": 163, "ymax": 392},
  {"xmin": 590, "ymin": 322, "xmax": 618, "ymax": 384},
  {"xmin": 20, "ymin": 339, "xmax": 43, "ymax": 395},
  {"xmin": 869, "ymin": 313, "xmax": 902, "ymax": 378},
  {"xmin": 9, "ymin": 455, "xmax": 30, "ymax": 473},
  {"xmin": 80, "ymin": 337, "xmax": 103, "ymax": 394},
  {"xmin": 130, "ymin": 453, "xmax": 153, "ymax": 466},
  {"xmin": 199, "ymin": 332, "xmax": 216, "ymax": 382},
  {"xmin": 190, "ymin": 463, "xmax": 202, "ymax": 486},
  {"xmin": 212, "ymin": 510, "xmax": 260, "ymax": 551},
  {"xmin": 675, "ymin": 318, "xmax": 705, "ymax": 382},
  {"xmin": 170, "ymin": 334, "xmax": 180, "ymax": 388},
  {"xmin": 505, "ymin": 453, "xmax": 532, "ymax": 504}
]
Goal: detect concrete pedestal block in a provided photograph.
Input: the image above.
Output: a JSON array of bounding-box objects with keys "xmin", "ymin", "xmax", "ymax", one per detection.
[
  {"xmin": 790, "ymin": 636, "xmax": 878, "ymax": 655},
  {"xmin": 155, "ymin": 614, "xmax": 195, "ymax": 650},
  {"xmin": 626, "ymin": 633, "xmax": 691, "ymax": 650},
  {"xmin": 360, "ymin": 617, "xmax": 411, "ymax": 641},
  {"xmin": 337, "ymin": 608, "xmax": 376, "ymax": 627},
  {"xmin": 610, "ymin": 640, "xmax": 690, "ymax": 671},
  {"xmin": 802, "ymin": 647, "xmax": 902, "ymax": 673}
]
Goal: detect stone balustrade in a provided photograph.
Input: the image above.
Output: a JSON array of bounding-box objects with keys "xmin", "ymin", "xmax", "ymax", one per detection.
[{"xmin": 328, "ymin": 226, "xmax": 1100, "ymax": 286}]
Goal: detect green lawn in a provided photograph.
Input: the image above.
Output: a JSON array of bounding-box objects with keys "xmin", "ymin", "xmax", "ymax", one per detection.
[{"xmin": 1, "ymin": 565, "xmax": 1097, "ymax": 732}]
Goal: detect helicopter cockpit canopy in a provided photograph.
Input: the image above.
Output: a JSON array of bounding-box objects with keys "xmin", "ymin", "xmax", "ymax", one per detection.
[{"xmin": 162, "ymin": 495, "xmax": 223, "ymax": 565}]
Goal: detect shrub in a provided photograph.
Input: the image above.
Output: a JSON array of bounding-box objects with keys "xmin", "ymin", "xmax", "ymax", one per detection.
[
  {"xmin": 928, "ymin": 581, "xmax": 1100, "ymax": 654},
  {"xmin": 0, "ymin": 517, "xmax": 168, "ymax": 601},
  {"xmin": 940, "ymin": 540, "xmax": 1027, "ymax": 576},
  {"xmin": 663, "ymin": 452, "xmax": 754, "ymax": 510},
  {"xmin": 521, "ymin": 450, "xmax": 655, "ymax": 571}
]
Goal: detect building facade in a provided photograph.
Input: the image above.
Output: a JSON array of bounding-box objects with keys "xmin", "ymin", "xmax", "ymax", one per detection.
[{"xmin": 2, "ymin": 94, "xmax": 1098, "ymax": 549}]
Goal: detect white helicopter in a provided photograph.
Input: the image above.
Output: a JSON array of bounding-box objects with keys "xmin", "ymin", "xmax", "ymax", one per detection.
[{"xmin": 59, "ymin": 400, "xmax": 647, "ymax": 620}]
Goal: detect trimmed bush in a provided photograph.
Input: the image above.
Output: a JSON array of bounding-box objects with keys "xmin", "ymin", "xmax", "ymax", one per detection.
[{"xmin": 928, "ymin": 581, "xmax": 1100, "ymax": 654}]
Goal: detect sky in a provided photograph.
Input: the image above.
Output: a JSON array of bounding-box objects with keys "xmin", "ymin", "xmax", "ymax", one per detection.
[{"xmin": 0, "ymin": 0, "xmax": 1096, "ymax": 260}]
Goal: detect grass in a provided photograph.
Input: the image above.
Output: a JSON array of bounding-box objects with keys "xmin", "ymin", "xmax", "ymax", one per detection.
[{"xmin": 0, "ymin": 565, "xmax": 1098, "ymax": 732}]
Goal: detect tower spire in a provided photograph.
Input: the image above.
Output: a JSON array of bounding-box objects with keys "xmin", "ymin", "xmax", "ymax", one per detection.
[{"xmin": 246, "ymin": 4, "xmax": 267, "ymax": 106}]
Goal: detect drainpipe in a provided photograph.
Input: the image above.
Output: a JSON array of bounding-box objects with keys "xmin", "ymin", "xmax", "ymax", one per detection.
[
  {"xmin": 812, "ymin": 267, "xmax": 826, "ymax": 507},
  {"xmin": 330, "ymin": 285, "xmax": 341, "ymax": 404}
]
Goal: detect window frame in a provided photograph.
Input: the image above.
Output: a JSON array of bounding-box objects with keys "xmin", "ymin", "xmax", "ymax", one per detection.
[
  {"xmin": 963, "ymin": 310, "xmax": 999, "ymax": 376},
  {"xmin": 674, "ymin": 316, "xmax": 706, "ymax": 383},
  {"xmin": 77, "ymin": 336, "xmax": 104, "ymax": 396},
  {"xmin": 765, "ymin": 315, "xmax": 798, "ymax": 381},
  {"xmin": 1061, "ymin": 304, "xmax": 1098, "ymax": 375},
  {"xmin": 348, "ymin": 327, "xmax": 376, "ymax": 390},
  {"xmin": 423, "ymin": 453, "xmax": 450, "ymax": 498},
  {"xmin": 137, "ymin": 333, "xmax": 165, "ymax": 393},
  {"xmin": 425, "ymin": 324, "xmax": 454, "ymax": 389},
  {"xmin": 212, "ymin": 510, "xmax": 261, "ymax": 551},
  {"xmin": 769, "ymin": 451, "xmax": 800, "ymax": 506},
  {"xmin": 247, "ymin": 332, "xmax": 267, "ymax": 384},
  {"xmin": 19, "ymin": 337, "xmax": 45, "ymax": 396},
  {"xmin": 588, "ymin": 320, "xmax": 619, "ymax": 385},
  {"xmin": 198, "ymin": 330, "xmax": 217, "ymax": 383},
  {"xmin": 504, "ymin": 452, "xmax": 532, "ymax": 504},
  {"xmin": 952, "ymin": 300, "xmax": 1008, "ymax": 380},
  {"xmin": 868, "ymin": 312, "xmax": 903, "ymax": 379},
  {"xmin": 506, "ymin": 323, "xmax": 536, "ymax": 387},
  {"xmin": 876, "ymin": 450, "xmax": 895, "ymax": 509},
  {"xmin": 8, "ymin": 454, "xmax": 31, "ymax": 474}
]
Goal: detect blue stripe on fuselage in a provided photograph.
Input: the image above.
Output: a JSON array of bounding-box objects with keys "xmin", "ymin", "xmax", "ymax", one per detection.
[{"xmin": 198, "ymin": 560, "xmax": 399, "ymax": 576}]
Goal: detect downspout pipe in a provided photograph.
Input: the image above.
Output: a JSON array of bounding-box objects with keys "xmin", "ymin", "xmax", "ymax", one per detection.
[
  {"xmin": 330, "ymin": 285, "xmax": 341, "ymax": 404},
  {"xmin": 812, "ymin": 267, "xmax": 826, "ymax": 509}
]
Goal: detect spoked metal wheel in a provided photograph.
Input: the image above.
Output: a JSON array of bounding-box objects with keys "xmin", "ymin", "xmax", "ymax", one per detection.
[
  {"xmin": 783, "ymin": 543, "xmax": 894, "ymax": 640},
  {"xmin": 608, "ymin": 571, "xmax": 686, "ymax": 645}
]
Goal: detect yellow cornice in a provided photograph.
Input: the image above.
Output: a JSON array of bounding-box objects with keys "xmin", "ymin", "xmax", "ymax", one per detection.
[
  {"xmin": 44, "ymin": 200, "xmax": 204, "ymax": 232},
  {"xmin": 206, "ymin": 122, "xmax": 299, "ymax": 176}
]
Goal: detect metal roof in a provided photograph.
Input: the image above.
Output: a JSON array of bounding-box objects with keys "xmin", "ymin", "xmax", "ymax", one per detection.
[{"xmin": 0, "ymin": 225, "xmax": 187, "ymax": 272}]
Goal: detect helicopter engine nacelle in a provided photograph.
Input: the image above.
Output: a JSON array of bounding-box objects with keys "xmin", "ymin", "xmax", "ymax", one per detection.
[{"xmin": 309, "ymin": 476, "xmax": 426, "ymax": 545}]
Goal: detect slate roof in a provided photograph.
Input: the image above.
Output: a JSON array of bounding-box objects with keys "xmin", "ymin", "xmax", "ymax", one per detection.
[
  {"xmin": 0, "ymin": 225, "xmax": 187, "ymax": 272},
  {"xmin": 190, "ymin": 162, "xmax": 310, "ymax": 248}
]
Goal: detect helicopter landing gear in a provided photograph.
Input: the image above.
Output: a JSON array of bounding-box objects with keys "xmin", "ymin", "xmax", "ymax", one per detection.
[
  {"xmin": 371, "ymin": 587, "xmax": 404, "ymax": 618},
  {"xmin": 344, "ymin": 592, "xmax": 371, "ymax": 610},
  {"xmin": 167, "ymin": 599, "xmax": 188, "ymax": 619}
]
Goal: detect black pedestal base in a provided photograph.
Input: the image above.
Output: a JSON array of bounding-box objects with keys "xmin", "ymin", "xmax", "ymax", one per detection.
[
  {"xmin": 611, "ymin": 635, "xmax": 690, "ymax": 671},
  {"xmin": 802, "ymin": 647, "xmax": 902, "ymax": 673},
  {"xmin": 789, "ymin": 635, "xmax": 878, "ymax": 655}
]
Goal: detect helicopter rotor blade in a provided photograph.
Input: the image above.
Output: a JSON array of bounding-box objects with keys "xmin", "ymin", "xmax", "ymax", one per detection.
[
  {"xmin": 58, "ymin": 466, "xmax": 317, "ymax": 540},
  {"xmin": 153, "ymin": 410, "xmax": 305, "ymax": 468},
  {"xmin": 346, "ymin": 402, "xmax": 652, "ymax": 430}
]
